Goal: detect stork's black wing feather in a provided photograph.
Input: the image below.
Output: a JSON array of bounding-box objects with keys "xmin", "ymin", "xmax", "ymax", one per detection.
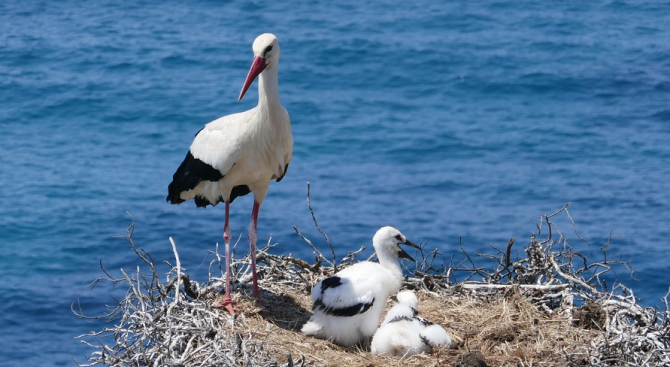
[
  {"xmin": 166, "ymin": 150, "xmax": 223, "ymax": 204},
  {"xmin": 313, "ymin": 297, "xmax": 375, "ymax": 317},
  {"xmin": 312, "ymin": 275, "xmax": 375, "ymax": 317},
  {"xmin": 276, "ymin": 163, "xmax": 290, "ymax": 182}
]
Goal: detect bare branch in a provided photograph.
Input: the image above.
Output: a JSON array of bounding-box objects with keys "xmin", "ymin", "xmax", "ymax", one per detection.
[
  {"xmin": 75, "ymin": 201, "xmax": 670, "ymax": 367},
  {"xmin": 305, "ymin": 181, "xmax": 338, "ymax": 272}
]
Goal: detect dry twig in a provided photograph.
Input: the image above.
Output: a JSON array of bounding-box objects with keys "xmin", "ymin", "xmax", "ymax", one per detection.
[{"xmin": 75, "ymin": 203, "xmax": 670, "ymax": 367}]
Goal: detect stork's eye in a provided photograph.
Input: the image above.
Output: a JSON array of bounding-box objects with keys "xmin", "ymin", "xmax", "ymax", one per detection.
[
  {"xmin": 263, "ymin": 45, "xmax": 273, "ymax": 56},
  {"xmin": 395, "ymin": 234, "xmax": 403, "ymax": 241}
]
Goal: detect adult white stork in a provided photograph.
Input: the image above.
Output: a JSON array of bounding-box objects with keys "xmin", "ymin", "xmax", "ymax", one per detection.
[{"xmin": 166, "ymin": 33, "xmax": 292, "ymax": 314}]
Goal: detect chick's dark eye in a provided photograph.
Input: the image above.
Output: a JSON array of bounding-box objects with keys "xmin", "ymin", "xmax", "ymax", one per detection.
[
  {"xmin": 263, "ymin": 45, "xmax": 273, "ymax": 55},
  {"xmin": 395, "ymin": 234, "xmax": 403, "ymax": 241}
]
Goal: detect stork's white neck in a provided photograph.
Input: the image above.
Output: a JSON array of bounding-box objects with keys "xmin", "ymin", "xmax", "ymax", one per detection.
[
  {"xmin": 257, "ymin": 64, "xmax": 280, "ymax": 107},
  {"xmin": 377, "ymin": 250, "xmax": 403, "ymax": 280}
]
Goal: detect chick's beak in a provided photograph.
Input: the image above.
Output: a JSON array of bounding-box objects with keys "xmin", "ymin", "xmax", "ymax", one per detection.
[
  {"xmin": 398, "ymin": 240, "xmax": 420, "ymax": 261},
  {"xmin": 403, "ymin": 239, "xmax": 420, "ymax": 250}
]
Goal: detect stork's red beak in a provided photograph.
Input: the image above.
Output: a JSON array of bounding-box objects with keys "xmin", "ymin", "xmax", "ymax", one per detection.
[{"xmin": 238, "ymin": 56, "xmax": 267, "ymax": 101}]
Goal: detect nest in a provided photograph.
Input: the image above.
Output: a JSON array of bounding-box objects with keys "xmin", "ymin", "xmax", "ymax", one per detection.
[{"xmin": 75, "ymin": 199, "xmax": 670, "ymax": 367}]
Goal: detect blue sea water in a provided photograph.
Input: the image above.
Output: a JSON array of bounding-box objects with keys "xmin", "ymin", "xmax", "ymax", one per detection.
[{"xmin": 2, "ymin": 0, "xmax": 670, "ymax": 365}]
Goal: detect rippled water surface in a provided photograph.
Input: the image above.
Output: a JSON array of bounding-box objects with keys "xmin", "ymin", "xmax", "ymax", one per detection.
[{"xmin": 2, "ymin": 0, "xmax": 670, "ymax": 365}]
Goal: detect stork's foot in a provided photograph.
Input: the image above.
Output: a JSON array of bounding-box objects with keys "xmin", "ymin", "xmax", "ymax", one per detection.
[{"xmin": 213, "ymin": 298, "xmax": 237, "ymax": 315}]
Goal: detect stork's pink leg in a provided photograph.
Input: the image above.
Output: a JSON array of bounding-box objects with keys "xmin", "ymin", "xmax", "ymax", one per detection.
[
  {"xmin": 248, "ymin": 201, "xmax": 260, "ymax": 300},
  {"xmin": 214, "ymin": 201, "xmax": 236, "ymax": 314}
]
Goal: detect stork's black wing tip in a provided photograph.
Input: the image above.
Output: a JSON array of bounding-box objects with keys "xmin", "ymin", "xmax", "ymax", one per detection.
[
  {"xmin": 166, "ymin": 151, "xmax": 224, "ymax": 206},
  {"xmin": 166, "ymin": 180, "xmax": 186, "ymax": 204}
]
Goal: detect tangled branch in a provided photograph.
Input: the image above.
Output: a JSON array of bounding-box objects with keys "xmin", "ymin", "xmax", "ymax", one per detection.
[{"xmin": 75, "ymin": 202, "xmax": 670, "ymax": 367}]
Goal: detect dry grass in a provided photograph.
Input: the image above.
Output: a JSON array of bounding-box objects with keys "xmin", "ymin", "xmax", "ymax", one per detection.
[
  {"xmin": 216, "ymin": 281, "xmax": 599, "ymax": 367},
  {"xmin": 75, "ymin": 203, "xmax": 670, "ymax": 367}
]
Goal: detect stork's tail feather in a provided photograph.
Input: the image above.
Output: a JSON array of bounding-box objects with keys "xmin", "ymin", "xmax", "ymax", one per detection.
[
  {"xmin": 300, "ymin": 319, "xmax": 322, "ymax": 336},
  {"xmin": 166, "ymin": 151, "xmax": 223, "ymax": 204}
]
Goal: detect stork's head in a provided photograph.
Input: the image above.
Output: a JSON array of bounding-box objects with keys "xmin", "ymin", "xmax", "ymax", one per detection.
[
  {"xmin": 372, "ymin": 226, "xmax": 420, "ymax": 262},
  {"xmin": 396, "ymin": 290, "xmax": 419, "ymax": 311},
  {"xmin": 238, "ymin": 33, "xmax": 280, "ymax": 101}
]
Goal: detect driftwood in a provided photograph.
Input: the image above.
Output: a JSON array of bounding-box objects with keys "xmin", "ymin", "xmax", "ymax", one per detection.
[{"xmin": 74, "ymin": 197, "xmax": 670, "ymax": 367}]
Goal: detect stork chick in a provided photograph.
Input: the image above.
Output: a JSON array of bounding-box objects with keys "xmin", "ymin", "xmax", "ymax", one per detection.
[{"xmin": 301, "ymin": 227, "xmax": 419, "ymax": 347}]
